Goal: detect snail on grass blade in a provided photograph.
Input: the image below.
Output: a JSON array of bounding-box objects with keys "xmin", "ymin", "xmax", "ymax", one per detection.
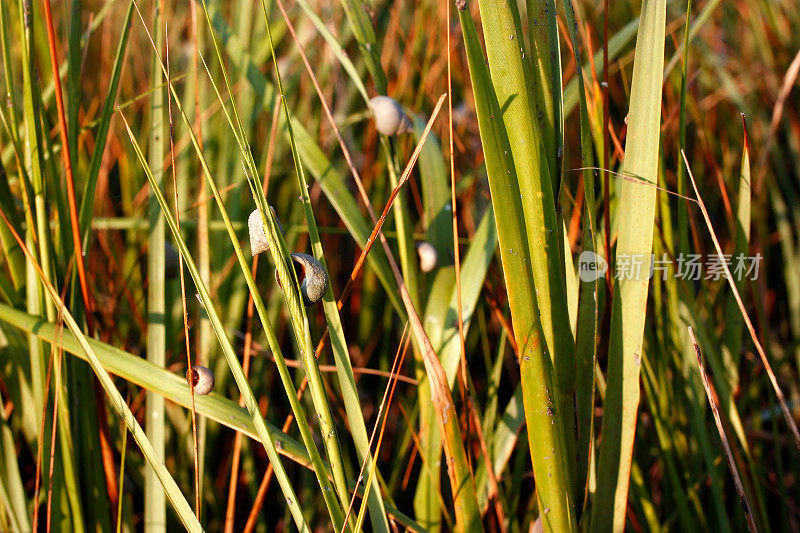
[
  {"xmin": 186, "ymin": 365, "xmax": 215, "ymax": 395},
  {"xmin": 416, "ymin": 241, "xmax": 438, "ymax": 273},
  {"xmin": 368, "ymin": 95, "xmax": 411, "ymax": 136},
  {"xmin": 275, "ymin": 252, "xmax": 329, "ymax": 307},
  {"xmin": 248, "ymin": 206, "xmax": 283, "ymax": 256}
]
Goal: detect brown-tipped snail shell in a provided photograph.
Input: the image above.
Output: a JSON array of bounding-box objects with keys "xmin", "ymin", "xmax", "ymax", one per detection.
[
  {"xmin": 275, "ymin": 252, "xmax": 329, "ymax": 307},
  {"xmin": 248, "ymin": 206, "xmax": 283, "ymax": 256},
  {"xmin": 368, "ymin": 96, "xmax": 411, "ymax": 136},
  {"xmin": 416, "ymin": 242, "xmax": 438, "ymax": 273},
  {"xmin": 164, "ymin": 242, "xmax": 180, "ymax": 280},
  {"xmin": 186, "ymin": 365, "xmax": 215, "ymax": 395}
]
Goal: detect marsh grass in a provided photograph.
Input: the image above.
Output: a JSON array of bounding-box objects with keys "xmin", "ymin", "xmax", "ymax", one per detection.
[{"xmin": 1, "ymin": 0, "xmax": 800, "ymax": 531}]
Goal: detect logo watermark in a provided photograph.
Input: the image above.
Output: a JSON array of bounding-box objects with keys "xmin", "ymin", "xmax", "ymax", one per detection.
[
  {"xmin": 578, "ymin": 251, "xmax": 608, "ymax": 282},
  {"xmin": 577, "ymin": 252, "xmax": 761, "ymax": 282}
]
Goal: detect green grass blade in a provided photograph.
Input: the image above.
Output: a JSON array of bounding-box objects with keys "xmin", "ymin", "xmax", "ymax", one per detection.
[
  {"xmin": 458, "ymin": 5, "xmax": 576, "ymax": 530},
  {"xmin": 294, "ymin": 0, "xmax": 369, "ymax": 103},
  {"xmin": 194, "ymin": 5, "xmax": 350, "ymax": 519},
  {"xmin": 337, "ymin": 0, "xmax": 387, "ymax": 93},
  {"xmin": 145, "ymin": 5, "xmax": 167, "ymax": 528},
  {"xmin": 720, "ymin": 116, "xmax": 750, "ymax": 388},
  {"xmin": 562, "ymin": 18, "xmax": 639, "ymax": 117},
  {"xmin": 78, "ymin": 1, "xmax": 134, "ymax": 245},
  {"xmin": 413, "ymin": 116, "xmax": 455, "ymax": 532},
  {"xmin": 527, "ymin": 0, "xmax": 561, "ymax": 196},
  {"xmin": 476, "ymin": 0, "xmax": 575, "ymax": 448},
  {"xmin": 0, "ymin": 390, "xmax": 29, "ymax": 531},
  {"xmin": 185, "ymin": 97, "xmax": 349, "ymax": 533},
  {"xmin": 253, "ymin": 4, "xmax": 354, "ymax": 520},
  {"xmin": 0, "ymin": 302, "xmax": 310, "ymax": 465},
  {"xmin": 0, "ymin": 164, "xmax": 25, "ymax": 291},
  {"xmin": 590, "ymin": 1, "xmax": 666, "ymax": 530},
  {"xmin": 675, "ymin": 0, "xmax": 693, "ymax": 258},
  {"xmin": 197, "ymin": 5, "xmax": 403, "ymax": 319},
  {"xmin": 436, "ymin": 208, "xmax": 497, "ymax": 385},
  {"xmin": 562, "ymin": 0, "xmax": 599, "ymax": 507},
  {"xmin": 414, "ymin": 118, "xmax": 452, "ymax": 254},
  {"xmin": 417, "ymin": 207, "xmax": 497, "ymax": 527},
  {"xmin": 0, "ymin": 3, "xmax": 25, "ymax": 291}
]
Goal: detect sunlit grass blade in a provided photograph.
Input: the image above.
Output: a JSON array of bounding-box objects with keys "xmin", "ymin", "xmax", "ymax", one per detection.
[
  {"xmin": 562, "ymin": 0, "xmax": 600, "ymax": 507},
  {"xmin": 163, "ymin": 5, "xmax": 387, "ymax": 525},
  {"xmin": 590, "ymin": 1, "xmax": 666, "ymax": 530},
  {"xmin": 294, "ymin": 0, "xmax": 369, "ymax": 103},
  {"xmin": 158, "ymin": 2, "xmax": 352, "ymax": 523},
  {"xmin": 458, "ymin": 4, "xmax": 576, "ymax": 530},
  {"xmin": 289, "ymin": 120, "xmax": 403, "ymax": 314},
  {"xmin": 0, "ymin": 282, "xmax": 428, "ymax": 532},
  {"xmin": 196, "ymin": 3, "xmax": 404, "ymax": 320},
  {"xmin": 417, "ymin": 206, "xmax": 497, "ymax": 527},
  {"xmin": 476, "ymin": 0, "xmax": 575, "ymax": 464},
  {"xmin": 414, "ymin": 116, "xmax": 455, "ymax": 532},
  {"xmin": 144, "ymin": 4, "xmax": 167, "ymax": 529},
  {"xmin": 527, "ymin": 0, "xmax": 562, "ymax": 195}
]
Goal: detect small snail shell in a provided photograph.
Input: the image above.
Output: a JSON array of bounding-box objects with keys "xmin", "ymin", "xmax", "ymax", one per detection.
[
  {"xmin": 416, "ymin": 242, "xmax": 438, "ymax": 273},
  {"xmin": 368, "ymin": 96, "xmax": 411, "ymax": 136},
  {"xmin": 276, "ymin": 253, "xmax": 329, "ymax": 307},
  {"xmin": 164, "ymin": 242, "xmax": 180, "ymax": 280},
  {"xmin": 248, "ymin": 206, "xmax": 283, "ymax": 256},
  {"xmin": 186, "ymin": 365, "xmax": 215, "ymax": 395}
]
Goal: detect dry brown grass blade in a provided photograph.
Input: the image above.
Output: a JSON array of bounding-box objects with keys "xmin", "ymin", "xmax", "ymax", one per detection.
[
  {"xmin": 688, "ymin": 327, "xmax": 758, "ymax": 532},
  {"xmin": 682, "ymin": 150, "xmax": 800, "ymax": 450}
]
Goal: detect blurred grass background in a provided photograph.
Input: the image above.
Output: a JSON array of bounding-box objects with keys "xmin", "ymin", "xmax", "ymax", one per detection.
[{"xmin": 1, "ymin": 0, "xmax": 799, "ymax": 530}]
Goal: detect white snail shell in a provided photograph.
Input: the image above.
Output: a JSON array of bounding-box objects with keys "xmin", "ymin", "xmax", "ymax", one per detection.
[
  {"xmin": 416, "ymin": 242, "xmax": 438, "ymax": 273},
  {"xmin": 164, "ymin": 242, "xmax": 180, "ymax": 280},
  {"xmin": 186, "ymin": 365, "xmax": 215, "ymax": 395},
  {"xmin": 248, "ymin": 206, "xmax": 283, "ymax": 256},
  {"xmin": 276, "ymin": 253, "xmax": 329, "ymax": 307},
  {"xmin": 368, "ymin": 96, "xmax": 411, "ymax": 136}
]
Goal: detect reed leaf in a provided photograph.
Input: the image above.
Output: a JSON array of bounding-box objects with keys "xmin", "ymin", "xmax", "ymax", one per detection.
[
  {"xmin": 458, "ymin": 4, "xmax": 576, "ymax": 530},
  {"xmin": 590, "ymin": 1, "xmax": 667, "ymax": 530}
]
